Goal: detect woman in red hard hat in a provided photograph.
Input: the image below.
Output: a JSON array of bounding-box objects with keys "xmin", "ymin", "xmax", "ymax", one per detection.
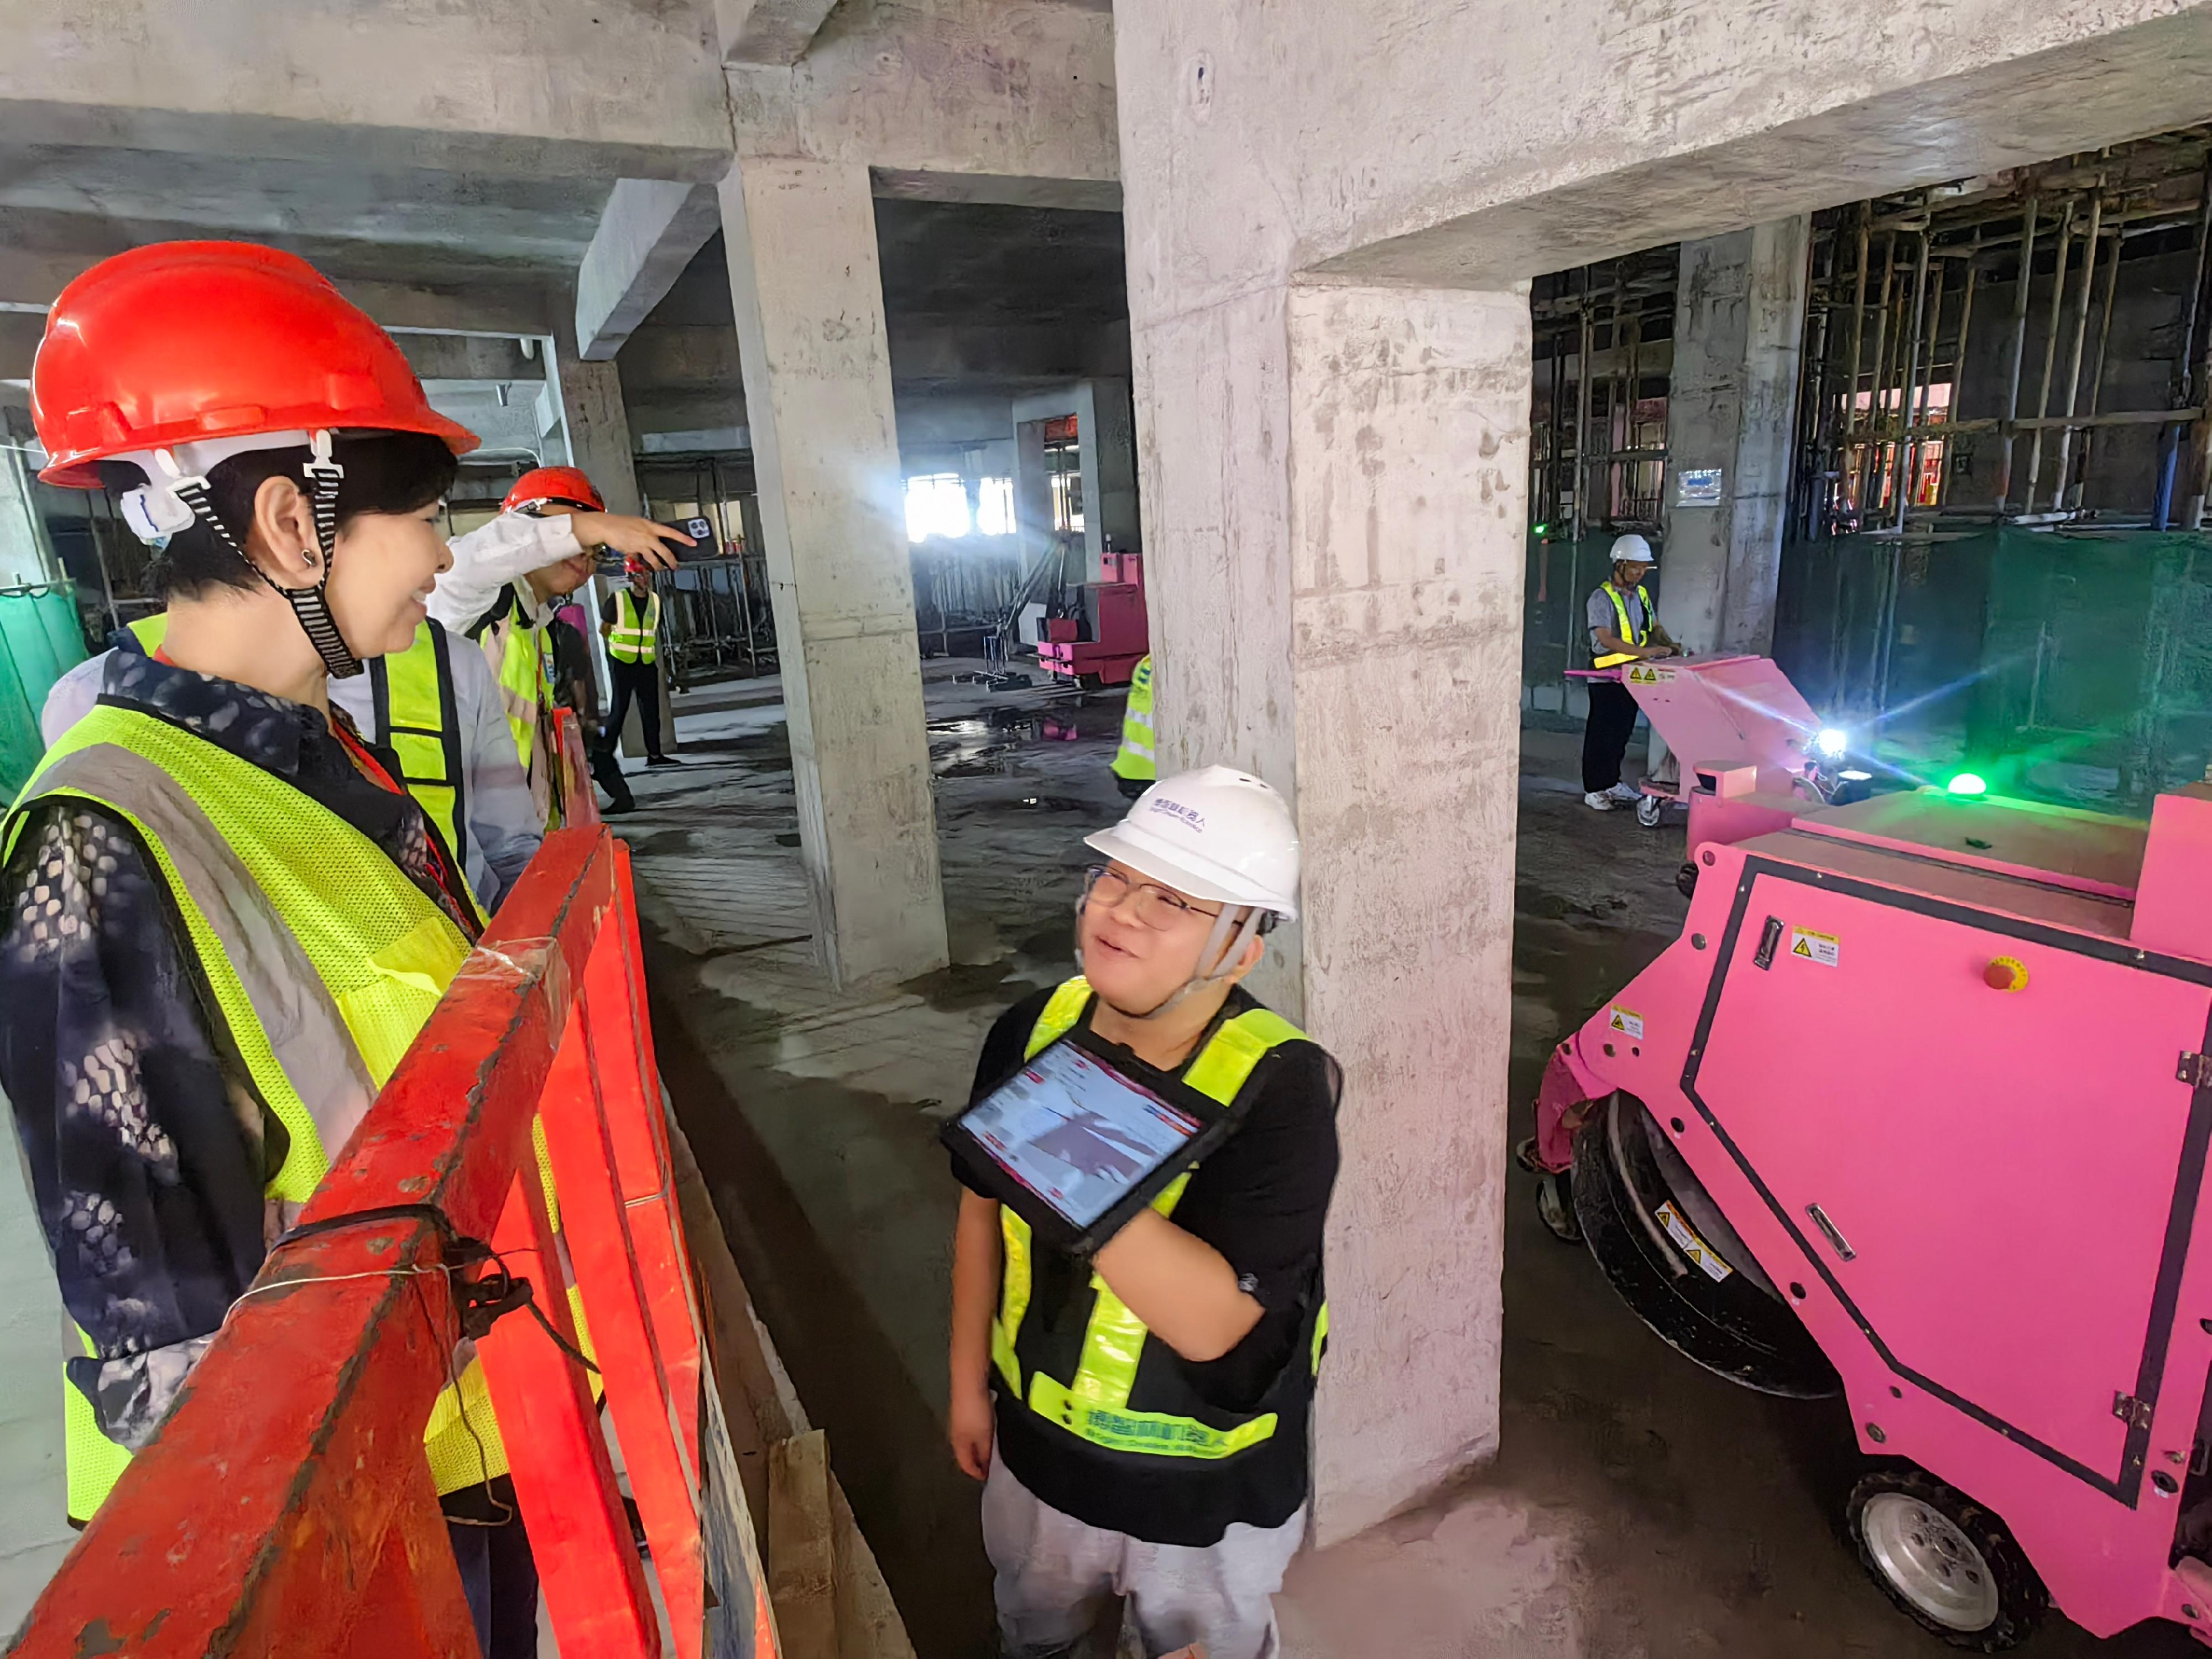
[{"xmin": 0, "ymin": 243, "xmax": 535, "ymax": 1655}]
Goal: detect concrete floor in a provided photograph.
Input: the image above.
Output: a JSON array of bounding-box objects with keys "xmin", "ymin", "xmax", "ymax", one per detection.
[{"xmin": 624, "ymin": 664, "xmax": 2197, "ymax": 1659}]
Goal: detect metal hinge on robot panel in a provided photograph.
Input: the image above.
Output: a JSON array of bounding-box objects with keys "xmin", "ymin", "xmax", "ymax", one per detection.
[
  {"xmin": 2115, "ymin": 1392, "xmax": 2156, "ymax": 1431},
  {"xmin": 2179, "ymin": 1052, "xmax": 2211, "ymax": 1088}
]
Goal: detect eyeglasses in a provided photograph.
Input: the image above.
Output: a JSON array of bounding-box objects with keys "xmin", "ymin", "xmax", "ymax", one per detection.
[{"xmin": 1081, "ymin": 864, "xmax": 1223, "ymax": 930}]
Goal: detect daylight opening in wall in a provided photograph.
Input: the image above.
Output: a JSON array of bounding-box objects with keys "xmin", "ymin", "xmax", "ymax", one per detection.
[{"xmin": 905, "ymin": 473, "xmax": 971, "ymax": 542}]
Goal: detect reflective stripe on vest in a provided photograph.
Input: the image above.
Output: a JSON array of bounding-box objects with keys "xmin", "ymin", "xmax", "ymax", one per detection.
[
  {"xmin": 6, "ymin": 707, "xmax": 564, "ymax": 1514},
  {"xmin": 368, "ymin": 622, "xmax": 484, "ymax": 923},
  {"xmin": 477, "ymin": 588, "xmax": 561, "ymax": 832},
  {"xmin": 1111, "ymin": 655, "xmax": 1156, "ymax": 782},
  {"xmin": 993, "ymin": 977, "xmax": 1318, "ymax": 1461},
  {"xmin": 1591, "ymin": 585, "xmax": 1652, "ymax": 670},
  {"xmin": 607, "ymin": 589, "xmax": 661, "ymax": 665}
]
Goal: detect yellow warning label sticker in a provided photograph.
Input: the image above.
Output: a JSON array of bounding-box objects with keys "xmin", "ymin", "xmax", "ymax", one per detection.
[
  {"xmin": 1606, "ymin": 1005, "xmax": 1645, "ymax": 1040},
  {"xmin": 1625, "ymin": 665, "xmax": 1678, "ymax": 685},
  {"xmin": 1657, "ymin": 1201, "xmax": 1734, "ymax": 1282},
  {"xmin": 1788, "ymin": 927, "xmax": 1840, "ymax": 967}
]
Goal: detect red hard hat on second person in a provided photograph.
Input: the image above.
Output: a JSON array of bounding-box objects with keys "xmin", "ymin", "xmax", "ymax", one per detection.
[
  {"xmin": 504, "ymin": 466, "xmax": 605, "ymax": 515},
  {"xmin": 30, "ymin": 241, "xmax": 479, "ymax": 488}
]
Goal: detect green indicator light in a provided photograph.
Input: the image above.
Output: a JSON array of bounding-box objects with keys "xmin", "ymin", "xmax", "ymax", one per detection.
[
  {"xmin": 1531, "ymin": 521, "xmax": 1551, "ymax": 537},
  {"xmin": 1947, "ymin": 773, "xmax": 1988, "ymax": 797}
]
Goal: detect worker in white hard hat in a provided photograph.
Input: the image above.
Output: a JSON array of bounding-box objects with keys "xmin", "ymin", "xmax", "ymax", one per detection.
[
  {"xmin": 945, "ymin": 766, "xmax": 1341, "ymax": 1659},
  {"xmin": 1582, "ymin": 531, "xmax": 1681, "ymax": 811}
]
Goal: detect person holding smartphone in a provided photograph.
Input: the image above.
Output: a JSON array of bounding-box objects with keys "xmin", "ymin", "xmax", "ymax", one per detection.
[{"xmin": 946, "ymin": 766, "xmax": 1342, "ymax": 1659}]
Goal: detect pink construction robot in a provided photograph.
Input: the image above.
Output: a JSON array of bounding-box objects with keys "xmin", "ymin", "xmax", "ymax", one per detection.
[{"xmin": 1532, "ymin": 655, "xmax": 2212, "ymax": 1649}]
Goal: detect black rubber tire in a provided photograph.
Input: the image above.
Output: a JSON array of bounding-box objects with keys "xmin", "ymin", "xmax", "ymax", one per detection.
[
  {"xmin": 1846, "ymin": 1467, "xmax": 2048, "ymax": 1651},
  {"xmin": 1676, "ymin": 861, "xmax": 1698, "ymax": 900},
  {"xmin": 1573, "ymin": 1094, "xmax": 1838, "ymax": 1396}
]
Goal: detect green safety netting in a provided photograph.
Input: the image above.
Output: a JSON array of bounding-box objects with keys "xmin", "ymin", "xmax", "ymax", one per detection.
[
  {"xmin": 1776, "ymin": 525, "xmax": 2212, "ymax": 807},
  {"xmin": 0, "ymin": 585, "xmax": 86, "ymax": 799}
]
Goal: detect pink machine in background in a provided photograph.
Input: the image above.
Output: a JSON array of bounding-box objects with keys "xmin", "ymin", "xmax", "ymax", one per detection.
[
  {"xmin": 1536, "ymin": 655, "xmax": 2212, "ymax": 1649},
  {"xmin": 1037, "ymin": 550, "xmax": 1149, "ymax": 687}
]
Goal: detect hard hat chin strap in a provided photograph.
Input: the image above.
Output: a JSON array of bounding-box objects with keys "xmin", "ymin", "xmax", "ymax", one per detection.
[
  {"xmin": 157, "ymin": 432, "xmax": 364, "ymax": 681},
  {"xmin": 1073, "ymin": 901, "xmax": 1267, "ymax": 1024}
]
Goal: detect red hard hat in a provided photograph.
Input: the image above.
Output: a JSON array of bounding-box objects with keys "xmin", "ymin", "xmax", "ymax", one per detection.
[
  {"xmin": 32, "ymin": 242, "xmax": 478, "ymax": 488},
  {"xmin": 504, "ymin": 466, "xmax": 605, "ymax": 515}
]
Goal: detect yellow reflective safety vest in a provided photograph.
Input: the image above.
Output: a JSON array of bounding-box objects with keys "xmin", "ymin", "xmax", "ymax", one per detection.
[
  {"xmin": 1592, "ymin": 583, "xmax": 1653, "ymax": 670},
  {"xmin": 607, "ymin": 588, "xmax": 661, "ymax": 665},
  {"xmin": 993, "ymin": 978, "xmax": 1326, "ymax": 1468},
  {"xmin": 472, "ymin": 584, "xmax": 562, "ymax": 832},
  {"xmin": 1111, "ymin": 655, "xmax": 1156, "ymax": 784},
  {"xmin": 366, "ymin": 622, "xmax": 486, "ymax": 924},
  {"xmin": 124, "ymin": 614, "xmax": 485, "ymax": 926},
  {"xmin": 6, "ymin": 703, "xmax": 558, "ymax": 1519}
]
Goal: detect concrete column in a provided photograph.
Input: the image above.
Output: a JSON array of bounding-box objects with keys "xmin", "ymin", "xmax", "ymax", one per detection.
[
  {"xmin": 1011, "ymin": 415, "xmax": 1055, "ymax": 601},
  {"xmin": 718, "ymin": 156, "xmax": 949, "ymax": 988},
  {"xmin": 555, "ymin": 344, "xmax": 645, "ymax": 517},
  {"xmin": 1086, "ymin": 377, "xmax": 1141, "ymax": 554},
  {"xmin": 554, "ymin": 333, "xmax": 664, "ymax": 752},
  {"xmin": 1660, "ymin": 217, "xmax": 1812, "ymax": 656},
  {"xmin": 1139, "ymin": 277, "xmax": 1530, "ymax": 1542}
]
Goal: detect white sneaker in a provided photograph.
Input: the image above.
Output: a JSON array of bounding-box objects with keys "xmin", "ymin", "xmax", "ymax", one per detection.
[
  {"xmin": 1608, "ymin": 781, "xmax": 1641, "ymax": 803},
  {"xmin": 1583, "ymin": 791, "xmax": 1615, "ymax": 811}
]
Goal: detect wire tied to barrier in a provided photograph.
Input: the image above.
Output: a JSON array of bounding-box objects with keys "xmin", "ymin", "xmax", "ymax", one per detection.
[{"xmin": 266, "ymin": 1201, "xmax": 599, "ymax": 1372}]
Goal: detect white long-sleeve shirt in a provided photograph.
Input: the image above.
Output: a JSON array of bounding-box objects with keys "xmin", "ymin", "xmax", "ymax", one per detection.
[{"xmin": 426, "ymin": 511, "xmax": 585, "ymax": 638}]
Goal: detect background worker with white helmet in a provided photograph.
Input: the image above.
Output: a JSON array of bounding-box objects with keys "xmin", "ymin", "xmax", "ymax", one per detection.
[
  {"xmin": 1582, "ymin": 531, "xmax": 1682, "ymax": 811},
  {"xmin": 944, "ymin": 766, "xmax": 1341, "ymax": 1659}
]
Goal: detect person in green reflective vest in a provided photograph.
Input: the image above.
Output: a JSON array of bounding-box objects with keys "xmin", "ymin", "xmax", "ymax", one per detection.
[
  {"xmin": 946, "ymin": 766, "xmax": 1340, "ymax": 1659},
  {"xmin": 1582, "ymin": 531, "xmax": 1680, "ymax": 812},
  {"xmin": 0, "ymin": 243, "xmax": 540, "ymax": 1658},
  {"xmin": 1110, "ymin": 653, "xmax": 1156, "ymax": 799},
  {"xmin": 598, "ymin": 557, "xmax": 674, "ymax": 765}
]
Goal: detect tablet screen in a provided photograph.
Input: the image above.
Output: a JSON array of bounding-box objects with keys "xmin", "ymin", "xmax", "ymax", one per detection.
[{"xmin": 963, "ymin": 1042, "xmax": 1202, "ymax": 1227}]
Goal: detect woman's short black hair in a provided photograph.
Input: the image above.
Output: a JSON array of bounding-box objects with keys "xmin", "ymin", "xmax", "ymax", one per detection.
[{"xmin": 97, "ymin": 431, "xmax": 460, "ymax": 602}]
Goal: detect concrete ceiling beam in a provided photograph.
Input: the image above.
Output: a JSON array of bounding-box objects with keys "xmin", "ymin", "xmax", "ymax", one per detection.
[
  {"xmin": 717, "ymin": 0, "xmax": 843, "ymax": 67},
  {"xmin": 0, "ymin": 239, "xmax": 552, "ymax": 340},
  {"xmin": 575, "ymin": 179, "xmax": 727, "ymax": 362},
  {"xmin": 396, "ymin": 335, "xmax": 547, "ymax": 383},
  {"xmin": 728, "ymin": 0, "xmax": 1117, "ymax": 191},
  {"xmin": 871, "ymin": 169, "xmax": 1120, "ymax": 213},
  {"xmin": 0, "ymin": 2, "xmax": 733, "ymax": 182}
]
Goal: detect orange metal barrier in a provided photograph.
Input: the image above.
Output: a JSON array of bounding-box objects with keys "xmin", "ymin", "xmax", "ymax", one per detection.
[{"xmin": 8, "ymin": 827, "xmax": 774, "ymax": 1658}]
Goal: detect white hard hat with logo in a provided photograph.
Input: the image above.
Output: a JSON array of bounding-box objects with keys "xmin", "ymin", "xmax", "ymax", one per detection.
[
  {"xmin": 1610, "ymin": 533, "xmax": 1657, "ymax": 567},
  {"xmin": 1085, "ymin": 764, "xmax": 1301, "ymax": 920}
]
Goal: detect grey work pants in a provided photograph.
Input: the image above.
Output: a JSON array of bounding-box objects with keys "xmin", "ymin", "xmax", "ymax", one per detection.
[{"xmin": 982, "ymin": 1448, "xmax": 1305, "ymax": 1659}]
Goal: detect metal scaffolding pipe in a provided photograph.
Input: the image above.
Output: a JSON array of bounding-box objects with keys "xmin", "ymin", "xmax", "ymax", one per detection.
[
  {"xmin": 1860, "ymin": 234, "xmax": 1898, "ymax": 514},
  {"xmin": 2052, "ymin": 187, "xmax": 2105, "ymax": 509},
  {"xmin": 1894, "ymin": 230, "xmax": 1932, "ymax": 533},
  {"xmin": 2075, "ymin": 228, "xmax": 2124, "ymax": 497},
  {"xmin": 1995, "ymin": 195, "xmax": 2039, "ymax": 509},
  {"xmin": 2183, "ymin": 160, "xmax": 2212, "ymax": 527},
  {"xmin": 1937, "ymin": 240, "xmax": 1980, "ymax": 508},
  {"xmin": 1840, "ymin": 211, "xmax": 1872, "ymax": 515},
  {"xmin": 2023, "ymin": 199, "xmax": 2077, "ymax": 514},
  {"xmin": 1572, "ymin": 270, "xmax": 1592, "ymax": 542}
]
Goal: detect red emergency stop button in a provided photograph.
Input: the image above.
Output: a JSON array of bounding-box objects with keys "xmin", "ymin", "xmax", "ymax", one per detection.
[{"xmin": 1984, "ymin": 956, "xmax": 2028, "ymax": 992}]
